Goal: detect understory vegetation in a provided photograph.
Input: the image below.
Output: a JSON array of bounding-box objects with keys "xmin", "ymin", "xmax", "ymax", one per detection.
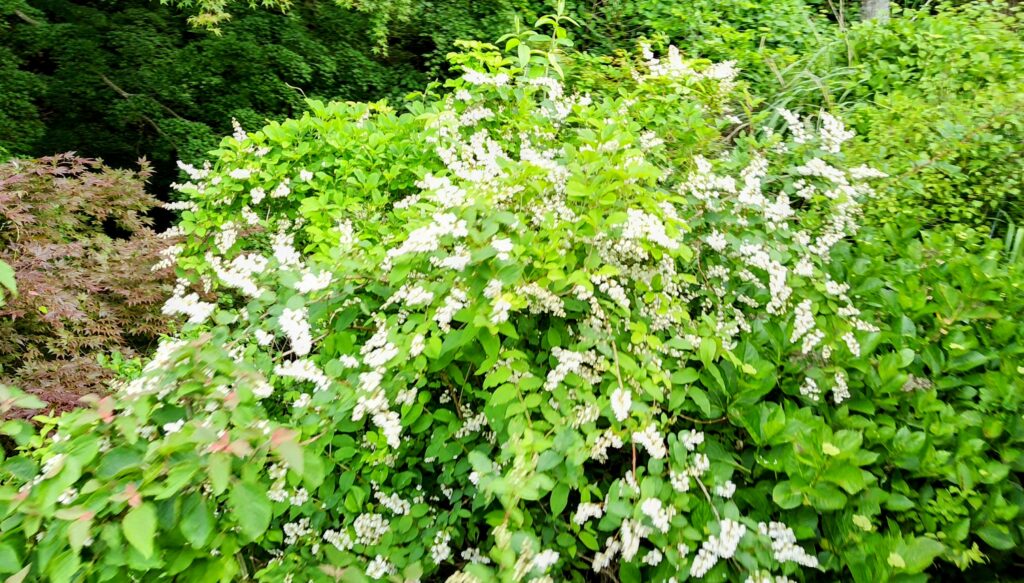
[{"xmin": 0, "ymin": 1, "xmax": 1021, "ymax": 582}]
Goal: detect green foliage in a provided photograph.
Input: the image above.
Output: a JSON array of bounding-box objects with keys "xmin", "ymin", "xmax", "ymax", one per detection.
[
  {"xmin": 770, "ymin": 225, "xmax": 1024, "ymax": 578},
  {"xmin": 0, "ymin": 2, "xmax": 1022, "ymax": 582},
  {"xmin": 0, "ymin": 31, "xmax": 887, "ymax": 581},
  {"xmin": 704, "ymin": 1, "xmax": 1024, "ymax": 232},
  {"xmin": 0, "ymin": 0, "xmax": 530, "ymax": 178},
  {"xmin": 579, "ymin": 0, "xmax": 833, "ymax": 95},
  {"xmin": 836, "ymin": 2, "xmax": 1024, "ymax": 230}
]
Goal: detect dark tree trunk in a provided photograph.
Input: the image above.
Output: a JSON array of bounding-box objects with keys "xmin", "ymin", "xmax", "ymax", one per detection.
[{"xmin": 862, "ymin": 0, "xmax": 890, "ymax": 22}]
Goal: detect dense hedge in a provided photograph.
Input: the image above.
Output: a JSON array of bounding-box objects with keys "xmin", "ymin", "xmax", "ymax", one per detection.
[{"xmin": 2, "ymin": 23, "xmax": 1021, "ymax": 581}]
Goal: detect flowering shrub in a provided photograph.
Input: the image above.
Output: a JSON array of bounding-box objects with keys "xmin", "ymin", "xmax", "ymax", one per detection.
[
  {"xmin": 0, "ymin": 155, "xmax": 175, "ymax": 413},
  {"xmin": 2, "ymin": 25, "xmax": 1017, "ymax": 583}
]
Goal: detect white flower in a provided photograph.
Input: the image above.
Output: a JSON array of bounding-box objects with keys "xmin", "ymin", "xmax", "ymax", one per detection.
[
  {"xmin": 800, "ymin": 377, "xmax": 821, "ymax": 401},
  {"xmin": 275, "ymin": 359, "xmax": 330, "ymax": 392},
  {"xmin": 843, "ymin": 331, "xmax": 861, "ymax": 357},
  {"xmin": 289, "ymin": 487, "xmax": 309, "ymax": 506},
  {"xmin": 492, "ymin": 237, "xmax": 513, "ymax": 260},
  {"xmin": 229, "ymin": 168, "xmax": 252, "ymax": 180},
  {"xmin": 690, "ymin": 519, "xmax": 747, "ymax": 578},
  {"xmin": 365, "ymin": 555, "xmax": 395, "ymax": 579},
  {"xmin": 610, "ymin": 388, "xmax": 632, "ymax": 421},
  {"xmin": 162, "ymin": 291, "xmax": 216, "ymax": 325},
  {"xmin": 490, "ymin": 298, "xmax": 512, "ymax": 325},
  {"xmin": 640, "ymin": 498, "xmax": 675, "ymax": 533},
  {"xmin": 531, "ymin": 550, "xmax": 560, "ymax": 572},
  {"xmin": 162, "ymin": 419, "xmax": 185, "ymax": 435},
  {"xmin": 819, "ymin": 111, "xmax": 855, "ymax": 154},
  {"xmin": 295, "ymin": 270, "xmax": 332, "ymax": 294},
  {"xmin": 764, "ymin": 521, "xmax": 819, "ymax": 568},
  {"xmin": 779, "ymin": 108, "xmax": 810, "ymax": 144},
  {"xmin": 573, "ymin": 503, "xmax": 604, "ymax": 525},
  {"xmin": 353, "ymin": 514, "xmax": 389, "ymax": 546},
  {"xmin": 250, "ymin": 187, "xmax": 266, "ymax": 204},
  {"xmin": 254, "ymin": 329, "xmax": 274, "ymax": 346},
  {"xmin": 681, "ymin": 430, "xmax": 705, "ymax": 451},
  {"xmin": 279, "ymin": 307, "xmax": 313, "ymax": 356},
  {"xmin": 430, "ymin": 530, "xmax": 452, "ymax": 564},
  {"xmin": 252, "ymin": 380, "xmax": 273, "ymax": 399},
  {"xmin": 706, "ymin": 230, "xmax": 728, "ymax": 252},
  {"xmin": 714, "ymin": 480, "xmax": 736, "ymax": 499},
  {"xmin": 632, "ymin": 424, "xmax": 667, "ymax": 459},
  {"xmin": 323, "ymin": 529, "xmax": 354, "ymax": 551}
]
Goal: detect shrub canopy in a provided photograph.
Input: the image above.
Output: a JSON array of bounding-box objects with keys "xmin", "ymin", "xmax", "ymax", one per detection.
[{"xmin": 1, "ymin": 26, "xmax": 1022, "ymax": 583}]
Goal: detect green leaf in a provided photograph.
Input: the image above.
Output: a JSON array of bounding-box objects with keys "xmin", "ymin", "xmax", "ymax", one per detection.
[
  {"xmin": 0, "ymin": 544, "xmax": 19, "ymax": 574},
  {"xmin": 948, "ymin": 351, "xmax": 988, "ymax": 372},
  {"xmin": 208, "ymin": 453, "xmax": 230, "ymax": 495},
  {"xmin": 180, "ymin": 494, "xmax": 214, "ymax": 548},
  {"xmin": 579, "ymin": 531, "xmax": 599, "ymax": 551},
  {"xmin": 517, "ymin": 43, "xmax": 530, "ymax": 68},
  {"xmin": 808, "ymin": 483, "xmax": 847, "ymax": 510},
  {"xmin": 977, "ymin": 523, "xmax": 1016, "ymax": 550},
  {"xmin": 122, "ymin": 502, "xmax": 157, "ymax": 559},
  {"xmin": 550, "ymin": 482, "xmax": 569, "ymax": 515},
  {"xmin": 901, "ymin": 537, "xmax": 945, "ymax": 573},
  {"xmin": 0, "ymin": 261, "xmax": 16, "ymax": 297},
  {"xmin": 772, "ymin": 481, "xmax": 802, "ymax": 509},
  {"xmin": 274, "ymin": 439, "xmax": 304, "ymax": 478},
  {"xmin": 67, "ymin": 519, "xmax": 91, "ymax": 553},
  {"xmin": 229, "ymin": 481, "xmax": 272, "ymax": 542},
  {"xmin": 96, "ymin": 446, "xmax": 144, "ymax": 479},
  {"xmin": 47, "ymin": 551, "xmax": 79, "ymax": 583},
  {"xmin": 489, "ymin": 383, "xmax": 517, "ymax": 406},
  {"xmin": 825, "ymin": 465, "xmax": 869, "ymax": 494}
]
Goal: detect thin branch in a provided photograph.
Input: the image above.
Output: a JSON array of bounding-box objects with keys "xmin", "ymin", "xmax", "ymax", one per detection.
[
  {"xmin": 14, "ymin": 10, "xmax": 41, "ymax": 25},
  {"xmin": 99, "ymin": 74, "xmax": 187, "ymax": 121}
]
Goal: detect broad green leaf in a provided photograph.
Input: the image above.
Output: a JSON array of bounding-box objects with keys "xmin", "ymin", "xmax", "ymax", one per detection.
[
  {"xmin": 550, "ymin": 482, "xmax": 569, "ymax": 515},
  {"xmin": 0, "ymin": 544, "xmax": 19, "ymax": 574},
  {"xmin": 180, "ymin": 494, "xmax": 214, "ymax": 548},
  {"xmin": 901, "ymin": 537, "xmax": 945, "ymax": 573},
  {"xmin": 229, "ymin": 481, "xmax": 272, "ymax": 541},
  {"xmin": 122, "ymin": 502, "xmax": 157, "ymax": 559}
]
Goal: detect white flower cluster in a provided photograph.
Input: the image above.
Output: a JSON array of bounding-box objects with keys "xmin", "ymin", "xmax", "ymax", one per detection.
[
  {"xmin": 274, "ymin": 358, "xmax": 330, "ymax": 392},
  {"xmin": 760, "ymin": 521, "xmax": 820, "ymax": 568},
  {"xmin": 610, "ymin": 388, "xmax": 632, "ymax": 421},
  {"xmin": 632, "ymin": 424, "xmax": 667, "ymax": 459},
  {"xmin": 690, "ymin": 519, "xmax": 747, "ymax": 578},
  {"xmin": 162, "ymin": 282, "xmax": 215, "ymax": 325},
  {"xmin": 640, "ymin": 498, "xmax": 675, "ymax": 533},
  {"xmin": 591, "ymin": 429, "xmax": 625, "ymax": 463},
  {"xmin": 573, "ymin": 502, "xmax": 604, "ymax": 525},
  {"xmin": 621, "ymin": 208, "xmax": 678, "ymax": 250},
  {"xmin": 279, "ymin": 307, "xmax": 312, "ymax": 356},
  {"xmin": 430, "ymin": 530, "xmax": 452, "ymax": 564},
  {"xmin": 353, "ymin": 513, "xmax": 390, "ymax": 546},
  {"xmin": 545, "ymin": 348, "xmax": 601, "ymax": 391}
]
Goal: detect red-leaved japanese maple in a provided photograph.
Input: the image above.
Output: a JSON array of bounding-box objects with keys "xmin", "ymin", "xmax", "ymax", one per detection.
[{"xmin": 0, "ymin": 154, "xmax": 175, "ymax": 413}]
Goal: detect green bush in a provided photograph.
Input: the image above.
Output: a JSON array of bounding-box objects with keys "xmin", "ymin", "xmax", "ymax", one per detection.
[
  {"xmin": 784, "ymin": 225, "xmax": 1024, "ymax": 578},
  {"xmin": 2, "ymin": 15, "xmax": 1022, "ymax": 583},
  {"xmin": 0, "ymin": 26, "xmax": 879, "ymax": 581},
  {"xmin": 739, "ymin": 1, "xmax": 1024, "ymax": 231}
]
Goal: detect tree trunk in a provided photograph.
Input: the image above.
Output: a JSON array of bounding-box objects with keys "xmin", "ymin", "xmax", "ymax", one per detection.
[{"xmin": 861, "ymin": 0, "xmax": 890, "ymax": 23}]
